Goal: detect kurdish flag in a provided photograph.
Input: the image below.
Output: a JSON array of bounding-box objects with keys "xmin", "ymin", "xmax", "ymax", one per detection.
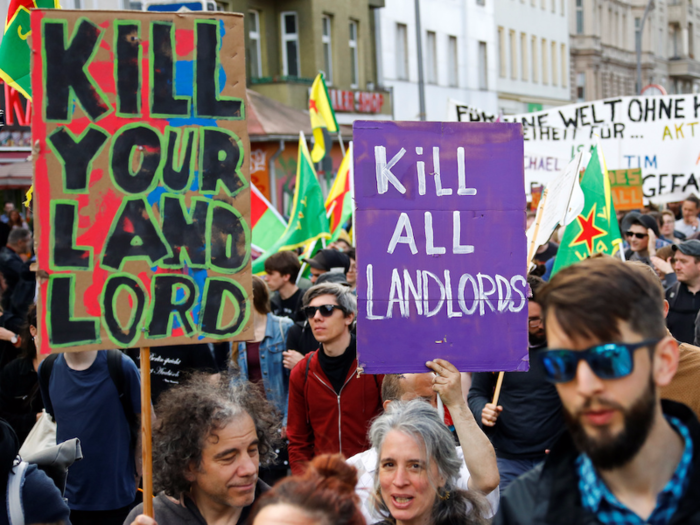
[
  {"xmin": 325, "ymin": 142, "xmax": 353, "ymax": 242},
  {"xmin": 552, "ymin": 144, "xmax": 623, "ymax": 276},
  {"xmin": 309, "ymin": 73, "xmax": 338, "ymax": 163},
  {"xmin": 252, "ymin": 132, "xmax": 330, "ymax": 274},
  {"xmin": 0, "ymin": 0, "xmax": 59, "ymax": 99},
  {"xmin": 251, "ymin": 184, "xmax": 286, "ymax": 254}
]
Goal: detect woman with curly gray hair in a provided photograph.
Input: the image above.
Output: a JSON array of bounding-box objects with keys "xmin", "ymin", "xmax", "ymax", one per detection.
[
  {"xmin": 370, "ymin": 400, "xmax": 489, "ymax": 525},
  {"xmin": 125, "ymin": 372, "xmax": 282, "ymax": 525}
]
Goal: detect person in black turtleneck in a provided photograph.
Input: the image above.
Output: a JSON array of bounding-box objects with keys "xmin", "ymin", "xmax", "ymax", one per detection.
[{"xmin": 468, "ymin": 274, "xmax": 565, "ymax": 490}]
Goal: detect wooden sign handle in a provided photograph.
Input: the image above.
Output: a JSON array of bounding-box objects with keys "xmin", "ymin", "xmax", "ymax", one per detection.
[
  {"xmin": 140, "ymin": 347, "xmax": 154, "ymax": 518},
  {"xmin": 492, "ymin": 371, "xmax": 505, "ymax": 406}
]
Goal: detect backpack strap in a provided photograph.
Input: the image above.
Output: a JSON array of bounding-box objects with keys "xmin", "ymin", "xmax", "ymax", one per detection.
[
  {"xmin": 106, "ymin": 350, "xmax": 138, "ymax": 451},
  {"xmin": 7, "ymin": 460, "xmax": 28, "ymax": 525},
  {"xmin": 37, "ymin": 354, "xmax": 59, "ymax": 418}
]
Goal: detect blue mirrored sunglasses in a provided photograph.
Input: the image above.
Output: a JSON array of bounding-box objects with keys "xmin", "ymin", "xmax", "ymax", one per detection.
[{"xmin": 538, "ymin": 339, "xmax": 661, "ymax": 383}]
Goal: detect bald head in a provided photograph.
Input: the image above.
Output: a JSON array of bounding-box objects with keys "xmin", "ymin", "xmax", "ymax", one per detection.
[{"xmin": 381, "ymin": 373, "xmax": 437, "ymax": 411}]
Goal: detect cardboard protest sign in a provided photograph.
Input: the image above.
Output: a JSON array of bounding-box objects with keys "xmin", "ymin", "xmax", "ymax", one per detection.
[
  {"xmin": 354, "ymin": 121, "xmax": 528, "ymax": 374},
  {"xmin": 608, "ymin": 168, "xmax": 643, "ymax": 211},
  {"xmin": 448, "ymin": 95, "xmax": 700, "ymax": 200},
  {"xmin": 31, "ymin": 10, "xmax": 252, "ymax": 354}
]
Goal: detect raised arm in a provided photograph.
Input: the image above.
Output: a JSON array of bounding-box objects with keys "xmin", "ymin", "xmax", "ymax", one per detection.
[{"xmin": 427, "ymin": 359, "xmax": 499, "ymax": 494}]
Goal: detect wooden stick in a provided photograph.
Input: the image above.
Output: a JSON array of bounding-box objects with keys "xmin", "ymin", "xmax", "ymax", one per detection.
[
  {"xmin": 140, "ymin": 347, "xmax": 154, "ymax": 518},
  {"xmin": 492, "ymin": 371, "xmax": 505, "ymax": 406}
]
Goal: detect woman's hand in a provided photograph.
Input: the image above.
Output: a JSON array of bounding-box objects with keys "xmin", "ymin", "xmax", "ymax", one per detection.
[{"xmin": 130, "ymin": 516, "xmax": 157, "ymax": 525}]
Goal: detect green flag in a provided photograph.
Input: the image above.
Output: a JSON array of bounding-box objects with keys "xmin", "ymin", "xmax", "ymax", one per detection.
[
  {"xmin": 252, "ymin": 132, "xmax": 330, "ymax": 274},
  {"xmin": 552, "ymin": 145, "xmax": 622, "ymax": 276},
  {"xmin": 0, "ymin": 0, "xmax": 59, "ymax": 100}
]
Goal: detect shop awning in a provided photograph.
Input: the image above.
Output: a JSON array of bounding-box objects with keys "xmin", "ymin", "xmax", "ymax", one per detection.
[{"xmin": 0, "ymin": 161, "xmax": 32, "ymax": 188}]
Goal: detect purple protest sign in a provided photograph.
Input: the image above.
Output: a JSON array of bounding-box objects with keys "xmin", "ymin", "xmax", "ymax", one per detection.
[{"xmin": 354, "ymin": 121, "xmax": 528, "ymax": 374}]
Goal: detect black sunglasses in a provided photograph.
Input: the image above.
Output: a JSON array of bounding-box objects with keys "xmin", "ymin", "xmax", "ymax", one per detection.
[
  {"xmin": 304, "ymin": 304, "xmax": 346, "ymax": 319},
  {"xmin": 625, "ymin": 231, "xmax": 648, "ymax": 239},
  {"xmin": 538, "ymin": 339, "xmax": 661, "ymax": 383}
]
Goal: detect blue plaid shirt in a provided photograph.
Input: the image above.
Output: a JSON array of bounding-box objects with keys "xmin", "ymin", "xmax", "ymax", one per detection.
[{"xmin": 576, "ymin": 416, "xmax": 693, "ymax": 525}]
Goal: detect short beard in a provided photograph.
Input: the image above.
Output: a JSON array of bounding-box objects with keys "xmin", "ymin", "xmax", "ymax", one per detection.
[
  {"xmin": 529, "ymin": 331, "xmax": 546, "ymax": 346},
  {"xmin": 563, "ymin": 375, "xmax": 657, "ymax": 471}
]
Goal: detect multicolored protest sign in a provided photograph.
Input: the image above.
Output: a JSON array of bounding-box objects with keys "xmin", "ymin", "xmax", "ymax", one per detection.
[
  {"xmin": 354, "ymin": 121, "xmax": 528, "ymax": 373},
  {"xmin": 608, "ymin": 168, "xmax": 644, "ymax": 211},
  {"xmin": 31, "ymin": 10, "xmax": 252, "ymax": 354}
]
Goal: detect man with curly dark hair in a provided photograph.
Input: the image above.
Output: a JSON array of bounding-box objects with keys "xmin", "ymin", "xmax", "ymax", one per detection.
[{"xmin": 125, "ymin": 373, "xmax": 282, "ymax": 525}]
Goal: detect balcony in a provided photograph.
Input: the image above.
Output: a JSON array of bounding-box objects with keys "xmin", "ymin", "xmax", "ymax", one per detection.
[
  {"xmin": 668, "ymin": 57, "xmax": 700, "ymax": 79},
  {"xmin": 668, "ymin": 0, "xmax": 688, "ymax": 25}
]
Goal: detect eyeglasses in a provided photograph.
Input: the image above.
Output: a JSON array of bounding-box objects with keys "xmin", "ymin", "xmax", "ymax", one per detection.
[
  {"xmin": 303, "ymin": 304, "xmax": 346, "ymax": 319},
  {"xmin": 528, "ymin": 317, "xmax": 543, "ymax": 327},
  {"xmin": 538, "ymin": 339, "xmax": 661, "ymax": 383},
  {"xmin": 625, "ymin": 231, "xmax": 648, "ymax": 239}
]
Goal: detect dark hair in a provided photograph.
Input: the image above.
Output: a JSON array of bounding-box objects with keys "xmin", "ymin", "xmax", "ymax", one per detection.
[
  {"xmin": 264, "ymin": 251, "xmax": 301, "ymax": 283},
  {"xmin": 685, "ymin": 195, "xmax": 700, "ymax": 209},
  {"xmin": 539, "ymin": 256, "xmax": 666, "ymax": 343},
  {"xmin": 0, "ymin": 420, "xmax": 19, "ymax": 492},
  {"xmin": 152, "ymin": 373, "xmax": 281, "ymax": 497},
  {"xmin": 527, "ymin": 274, "xmax": 545, "ymax": 302},
  {"xmin": 252, "ymin": 275, "xmax": 271, "ymax": 315},
  {"xmin": 20, "ymin": 303, "xmax": 37, "ymax": 360},
  {"xmin": 250, "ymin": 454, "xmax": 365, "ymax": 525},
  {"xmin": 346, "ymin": 247, "xmax": 356, "ymax": 261}
]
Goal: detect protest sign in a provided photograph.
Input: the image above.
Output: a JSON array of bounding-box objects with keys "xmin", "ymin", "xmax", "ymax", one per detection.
[
  {"xmin": 608, "ymin": 168, "xmax": 643, "ymax": 211},
  {"xmin": 448, "ymin": 95, "xmax": 700, "ymax": 200},
  {"xmin": 31, "ymin": 10, "xmax": 252, "ymax": 354},
  {"xmin": 354, "ymin": 121, "xmax": 528, "ymax": 374}
]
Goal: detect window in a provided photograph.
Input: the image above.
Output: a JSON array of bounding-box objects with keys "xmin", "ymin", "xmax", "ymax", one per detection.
[
  {"xmin": 248, "ymin": 10, "xmax": 262, "ymax": 78},
  {"xmin": 510, "ymin": 30, "xmax": 517, "ymax": 79},
  {"xmin": 448, "ymin": 36, "xmax": 458, "ymax": 87},
  {"xmin": 281, "ymin": 12, "xmax": 300, "ymax": 77},
  {"xmin": 521, "ymin": 32, "xmax": 528, "ymax": 81},
  {"xmin": 541, "ymin": 38, "xmax": 548, "ymax": 84},
  {"xmin": 426, "ymin": 31, "xmax": 437, "ymax": 84},
  {"xmin": 498, "ymin": 27, "xmax": 506, "ymax": 78},
  {"xmin": 615, "ymin": 12, "xmax": 619, "ymax": 47},
  {"xmin": 690, "ymin": 22, "xmax": 694, "ymax": 59},
  {"xmin": 322, "ymin": 15, "xmax": 333, "ymax": 84},
  {"xmin": 551, "ymin": 0, "xmax": 555, "ymax": 13},
  {"xmin": 561, "ymin": 43, "xmax": 567, "ymax": 87},
  {"xmin": 577, "ymin": 72, "xmax": 585, "ymax": 102},
  {"xmin": 531, "ymin": 35, "xmax": 538, "ymax": 83},
  {"xmin": 541, "ymin": 0, "xmax": 545, "ymax": 10},
  {"xmin": 576, "ymin": 0, "xmax": 583, "ymax": 34},
  {"xmin": 478, "ymin": 41, "xmax": 488, "ymax": 90},
  {"xmin": 551, "ymin": 41, "xmax": 557, "ymax": 86},
  {"xmin": 396, "ymin": 23, "xmax": 408, "ymax": 80},
  {"xmin": 622, "ymin": 14, "xmax": 627, "ymax": 50},
  {"xmin": 561, "ymin": 0, "xmax": 565, "ymax": 16},
  {"xmin": 349, "ymin": 21, "xmax": 359, "ymax": 88}
]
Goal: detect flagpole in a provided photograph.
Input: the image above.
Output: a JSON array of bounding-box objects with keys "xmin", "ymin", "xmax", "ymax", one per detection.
[{"xmin": 337, "ymin": 131, "xmax": 346, "ymax": 157}]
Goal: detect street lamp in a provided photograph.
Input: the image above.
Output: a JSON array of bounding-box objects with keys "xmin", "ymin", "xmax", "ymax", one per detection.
[{"xmin": 636, "ymin": 0, "xmax": 655, "ymax": 95}]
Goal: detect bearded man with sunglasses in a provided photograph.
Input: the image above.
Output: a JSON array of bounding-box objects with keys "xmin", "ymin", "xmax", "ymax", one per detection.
[
  {"xmin": 286, "ymin": 283, "xmax": 383, "ymax": 475},
  {"xmin": 495, "ymin": 257, "xmax": 700, "ymax": 525}
]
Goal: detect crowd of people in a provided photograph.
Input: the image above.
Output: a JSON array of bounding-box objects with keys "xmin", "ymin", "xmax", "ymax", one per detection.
[{"xmin": 2, "ymin": 196, "xmax": 700, "ymax": 525}]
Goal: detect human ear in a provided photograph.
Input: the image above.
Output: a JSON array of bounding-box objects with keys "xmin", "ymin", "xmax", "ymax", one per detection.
[
  {"xmin": 345, "ymin": 312, "xmax": 355, "ymax": 326},
  {"xmin": 653, "ymin": 336, "xmax": 679, "ymax": 388}
]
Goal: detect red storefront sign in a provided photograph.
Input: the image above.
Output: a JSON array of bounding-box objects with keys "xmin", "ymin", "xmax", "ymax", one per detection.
[{"xmin": 328, "ymin": 89, "xmax": 384, "ymax": 114}]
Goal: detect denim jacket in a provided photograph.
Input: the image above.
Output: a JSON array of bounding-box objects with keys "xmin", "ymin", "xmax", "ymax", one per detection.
[{"xmin": 236, "ymin": 313, "xmax": 293, "ymax": 424}]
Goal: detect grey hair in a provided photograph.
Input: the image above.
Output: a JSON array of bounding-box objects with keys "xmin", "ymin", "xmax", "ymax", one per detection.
[
  {"xmin": 369, "ymin": 400, "xmax": 488, "ymax": 525},
  {"xmin": 7, "ymin": 228, "xmax": 29, "ymax": 246},
  {"xmin": 302, "ymin": 282, "xmax": 357, "ymax": 316}
]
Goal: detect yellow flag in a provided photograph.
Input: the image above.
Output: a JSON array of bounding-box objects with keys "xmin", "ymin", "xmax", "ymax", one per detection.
[{"xmin": 309, "ymin": 73, "xmax": 338, "ymax": 163}]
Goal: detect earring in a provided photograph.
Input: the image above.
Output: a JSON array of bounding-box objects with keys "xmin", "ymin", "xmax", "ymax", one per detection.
[{"xmin": 438, "ymin": 488, "xmax": 450, "ymax": 501}]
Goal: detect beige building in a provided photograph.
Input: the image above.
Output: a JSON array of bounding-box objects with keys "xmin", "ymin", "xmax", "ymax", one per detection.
[{"xmin": 570, "ymin": 0, "xmax": 700, "ymax": 102}]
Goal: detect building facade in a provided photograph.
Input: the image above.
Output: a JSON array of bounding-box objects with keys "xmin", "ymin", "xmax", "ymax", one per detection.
[
  {"xmin": 570, "ymin": 0, "xmax": 700, "ymax": 102},
  {"xmin": 495, "ymin": 0, "xmax": 572, "ymax": 114},
  {"xmin": 377, "ymin": 0, "xmax": 499, "ymax": 121}
]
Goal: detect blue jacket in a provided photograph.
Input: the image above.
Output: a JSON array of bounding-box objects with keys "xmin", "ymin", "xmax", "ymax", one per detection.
[{"xmin": 237, "ymin": 313, "xmax": 293, "ymax": 424}]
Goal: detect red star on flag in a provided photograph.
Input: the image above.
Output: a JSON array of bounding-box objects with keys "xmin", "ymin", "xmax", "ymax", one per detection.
[
  {"xmin": 571, "ymin": 204, "xmax": 607, "ymax": 253},
  {"xmin": 309, "ymin": 99, "xmax": 318, "ymax": 113}
]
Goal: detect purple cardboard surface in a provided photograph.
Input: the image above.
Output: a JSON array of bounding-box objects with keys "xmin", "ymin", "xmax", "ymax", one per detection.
[{"xmin": 354, "ymin": 121, "xmax": 528, "ymax": 374}]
